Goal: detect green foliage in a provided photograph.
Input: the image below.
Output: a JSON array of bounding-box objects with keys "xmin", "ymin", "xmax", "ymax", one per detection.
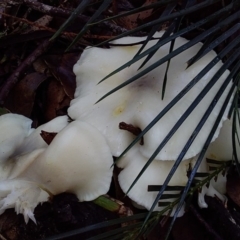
[{"xmin": 0, "ymin": 108, "xmax": 9, "ymax": 116}]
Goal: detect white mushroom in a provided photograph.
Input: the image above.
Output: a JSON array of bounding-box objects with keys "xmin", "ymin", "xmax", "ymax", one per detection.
[
  {"xmin": 16, "ymin": 115, "xmax": 69, "ymax": 155},
  {"xmin": 117, "ymin": 145, "xmax": 193, "ymax": 216},
  {"xmin": 0, "ymin": 120, "xmax": 113, "ymax": 222},
  {"xmin": 68, "ymin": 31, "xmax": 233, "ymax": 160},
  {"xmin": 67, "ymin": 31, "xmax": 235, "ymax": 216},
  {"xmin": 197, "ymin": 110, "xmax": 240, "ymax": 208},
  {"xmin": 195, "ymin": 157, "xmax": 227, "ymax": 208},
  {"xmin": 0, "ymin": 148, "xmax": 49, "ymax": 223},
  {"xmin": 206, "ymin": 111, "xmax": 240, "ymax": 162},
  {"xmin": 0, "ymin": 30, "xmax": 234, "ymax": 223},
  {"xmin": 0, "ymin": 113, "xmax": 32, "ymax": 162},
  {"xmin": 18, "ymin": 120, "xmax": 113, "ymax": 201}
]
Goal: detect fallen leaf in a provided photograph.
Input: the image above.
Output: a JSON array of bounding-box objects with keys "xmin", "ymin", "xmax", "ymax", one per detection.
[
  {"xmin": 115, "ymin": 0, "xmax": 158, "ymax": 30},
  {"xmin": 40, "ymin": 130, "xmax": 57, "ymax": 145},
  {"xmin": 44, "ymin": 78, "xmax": 70, "ymax": 121},
  {"xmin": 227, "ymin": 168, "xmax": 240, "ymax": 207},
  {"xmin": 44, "ymin": 53, "xmax": 79, "ymax": 98},
  {"xmin": 4, "ymin": 72, "xmax": 47, "ymax": 117}
]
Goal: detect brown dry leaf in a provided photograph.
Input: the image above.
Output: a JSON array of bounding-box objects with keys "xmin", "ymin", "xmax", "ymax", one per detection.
[
  {"xmin": 115, "ymin": 0, "xmax": 158, "ymax": 30},
  {"xmin": 33, "ymin": 58, "xmax": 50, "ymax": 75},
  {"xmin": 44, "ymin": 53, "xmax": 79, "ymax": 98},
  {"xmin": 146, "ymin": 211, "xmax": 211, "ymax": 240},
  {"xmin": 172, "ymin": 211, "xmax": 212, "ymax": 240},
  {"xmin": 40, "ymin": 130, "xmax": 57, "ymax": 145},
  {"xmin": 44, "ymin": 78, "xmax": 70, "ymax": 121},
  {"xmin": 0, "ymin": 57, "xmax": 10, "ymax": 78},
  {"xmin": 227, "ymin": 169, "xmax": 240, "ymax": 207},
  {"xmin": 4, "ymin": 72, "xmax": 47, "ymax": 117},
  {"xmin": 199, "ymin": 196, "xmax": 240, "ymax": 240},
  {"xmin": 0, "ymin": 210, "xmax": 20, "ymax": 240}
]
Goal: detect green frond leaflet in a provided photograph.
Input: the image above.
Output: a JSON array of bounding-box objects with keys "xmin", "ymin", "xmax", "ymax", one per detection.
[
  {"xmin": 49, "ymin": 0, "xmax": 89, "ymax": 41},
  {"xmin": 66, "ymin": 0, "xmax": 112, "ymax": 51}
]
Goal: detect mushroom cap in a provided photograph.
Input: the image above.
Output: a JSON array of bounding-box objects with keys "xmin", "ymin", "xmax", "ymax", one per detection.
[
  {"xmin": 16, "ymin": 115, "xmax": 69, "ymax": 155},
  {"xmin": 196, "ymin": 112, "xmax": 240, "ymax": 208},
  {"xmin": 68, "ymin": 31, "xmax": 233, "ymax": 160},
  {"xmin": 8, "ymin": 148, "xmax": 45, "ymax": 180},
  {"xmin": 0, "ymin": 148, "xmax": 48, "ymax": 223},
  {"xmin": 0, "ymin": 113, "xmax": 32, "ymax": 162},
  {"xmin": 195, "ymin": 154, "xmax": 227, "ymax": 208},
  {"xmin": 118, "ymin": 145, "xmax": 192, "ymax": 214},
  {"xmin": 19, "ymin": 120, "xmax": 113, "ymax": 202},
  {"xmin": 206, "ymin": 112, "xmax": 240, "ymax": 161}
]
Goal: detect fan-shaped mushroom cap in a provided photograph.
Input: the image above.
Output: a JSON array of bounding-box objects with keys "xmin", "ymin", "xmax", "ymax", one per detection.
[
  {"xmin": 206, "ymin": 112, "xmax": 240, "ymax": 161},
  {"xmin": 196, "ymin": 112, "xmax": 240, "ymax": 208},
  {"xmin": 0, "ymin": 120, "xmax": 113, "ymax": 223},
  {"xmin": 7, "ymin": 149, "xmax": 45, "ymax": 180},
  {"xmin": 196, "ymin": 157, "xmax": 227, "ymax": 208},
  {"xmin": 0, "ymin": 113, "xmax": 32, "ymax": 162},
  {"xmin": 68, "ymin": 31, "xmax": 233, "ymax": 160},
  {"xmin": 18, "ymin": 120, "xmax": 113, "ymax": 201},
  {"xmin": 0, "ymin": 148, "xmax": 49, "ymax": 223},
  {"xmin": 118, "ymin": 145, "xmax": 193, "ymax": 215},
  {"xmin": 16, "ymin": 115, "xmax": 69, "ymax": 155}
]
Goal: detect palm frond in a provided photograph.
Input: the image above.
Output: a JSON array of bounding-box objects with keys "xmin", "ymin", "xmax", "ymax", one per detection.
[
  {"xmin": 130, "ymin": 52, "xmax": 240, "ymax": 232},
  {"xmin": 45, "ymin": 158, "xmax": 231, "ymax": 240},
  {"xmin": 97, "ymin": 1, "xmax": 238, "ymax": 84},
  {"xmin": 20, "ymin": 0, "xmax": 240, "ymax": 239},
  {"xmin": 133, "ymin": 2, "xmax": 177, "ymax": 58},
  {"xmin": 113, "ymin": 27, "xmax": 240, "ymax": 172},
  {"xmin": 187, "ymin": 23, "xmax": 240, "ymax": 68},
  {"xmin": 148, "ymin": 185, "xmax": 185, "ymax": 191},
  {"xmin": 45, "ymin": 212, "xmax": 149, "ymax": 240},
  {"xmin": 136, "ymin": 0, "xmax": 195, "ymax": 69},
  {"xmin": 232, "ymin": 85, "xmax": 240, "ymax": 173},
  {"xmin": 49, "ymin": 0, "xmax": 89, "ymax": 41},
  {"xmin": 66, "ymin": 0, "xmax": 112, "ymax": 51},
  {"xmin": 94, "ymin": 0, "xmax": 223, "ymax": 47},
  {"xmin": 90, "ymin": 0, "xmax": 175, "ymax": 27},
  {"xmin": 86, "ymin": 222, "xmax": 142, "ymax": 240},
  {"xmin": 97, "ymin": 8, "xmax": 240, "ymax": 104},
  {"xmin": 164, "ymin": 72, "xmax": 240, "ymax": 239}
]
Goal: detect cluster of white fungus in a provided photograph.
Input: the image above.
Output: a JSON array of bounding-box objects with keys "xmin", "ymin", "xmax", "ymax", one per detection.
[
  {"xmin": 68, "ymin": 31, "xmax": 236, "ymax": 214},
  {"xmin": 0, "ymin": 114, "xmax": 113, "ymax": 223},
  {"xmin": 197, "ymin": 114, "xmax": 240, "ymax": 208},
  {"xmin": 0, "ymin": 31, "xmax": 238, "ymax": 222}
]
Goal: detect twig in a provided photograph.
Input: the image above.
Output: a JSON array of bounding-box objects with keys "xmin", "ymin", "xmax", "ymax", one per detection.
[
  {"xmin": 8, "ymin": 0, "xmax": 128, "ymax": 34},
  {"xmin": 1, "ymin": 12, "xmax": 60, "ymax": 34},
  {"xmin": 1, "ymin": 12, "xmax": 115, "ymax": 40},
  {"xmin": 22, "ymin": 0, "xmax": 89, "ymax": 21},
  {"xmin": 0, "ymin": 39, "xmax": 52, "ymax": 105}
]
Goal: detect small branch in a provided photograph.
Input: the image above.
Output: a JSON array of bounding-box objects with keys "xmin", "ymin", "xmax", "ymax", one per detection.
[
  {"xmin": 12, "ymin": 0, "xmax": 128, "ymax": 34},
  {"xmin": 0, "ymin": 12, "xmax": 113, "ymax": 42},
  {"xmin": 22, "ymin": 0, "xmax": 89, "ymax": 21},
  {"xmin": 0, "ymin": 39, "xmax": 52, "ymax": 105},
  {"xmin": 1, "ymin": 12, "xmax": 58, "ymax": 33}
]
